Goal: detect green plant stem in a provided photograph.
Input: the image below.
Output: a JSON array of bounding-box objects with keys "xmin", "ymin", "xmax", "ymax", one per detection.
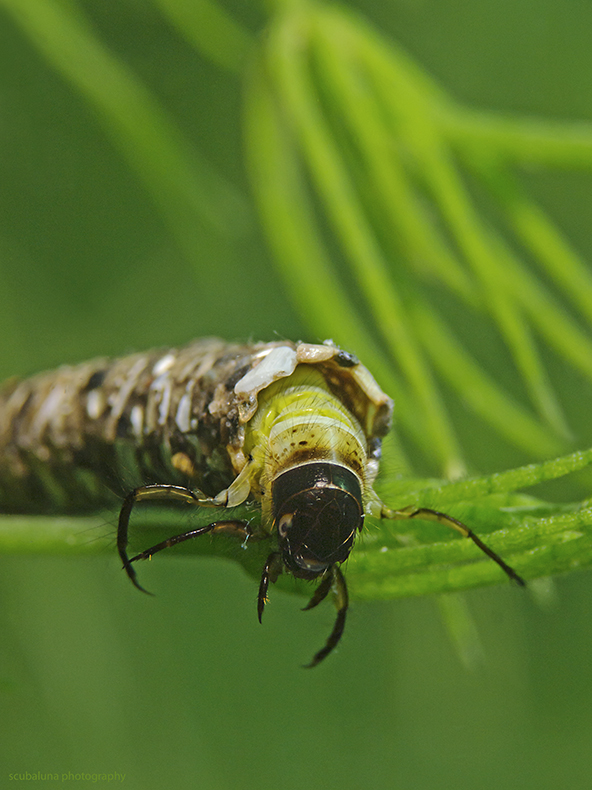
[
  {"xmin": 442, "ymin": 108, "xmax": 592, "ymax": 168},
  {"xmin": 265, "ymin": 7, "xmax": 465, "ymax": 477},
  {"xmin": 2, "ymin": 446, "xmax": 592, "ymax": 601}
]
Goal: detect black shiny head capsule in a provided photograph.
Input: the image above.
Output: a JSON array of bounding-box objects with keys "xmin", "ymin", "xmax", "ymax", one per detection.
[{"xmin": 272, "ymin": 462, "xmax": 364, "ymax": 580}]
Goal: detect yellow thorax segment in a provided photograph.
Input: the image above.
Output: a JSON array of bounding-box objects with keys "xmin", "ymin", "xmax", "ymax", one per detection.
[{"xmin": 239, "ymin": 366, "xmax": 368, "ymax": 523}]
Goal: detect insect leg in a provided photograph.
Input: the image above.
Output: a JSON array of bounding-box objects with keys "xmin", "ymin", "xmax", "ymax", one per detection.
[
  {"xmin": 257, "ymin": 552, "xmax": 283, "ymax": 623},
  {"xmin": 301, "ymin": 571, "xmax": 333, "ymax": 611},
  {"xmin": 129, "ymin": 520, "xmax": 251, "ymax": 563},
  {"xmin": 117, "ymin": 483, "xmax": 243, "ymax": 593},
  {"xmin": 304, "ymin": 565, "xmax": 349, "ymax": 669},
  {"xmin": 381, "ymin": 505, "xmax": 525, "ymax": 586}
]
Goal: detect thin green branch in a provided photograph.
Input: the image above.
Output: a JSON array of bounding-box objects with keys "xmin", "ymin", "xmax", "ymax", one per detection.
[
  {"xmin": 442, "ymin": 108, "xmax": 592, "ymax": 169},
  {"xmin": 243, "ymin": 58, "xmax": 417, "ymax": 467},
  {"xmin": 312, "ymin": 19, "xmax": 477, "ymax": 306},
  {"xmin": 355, "ymin": 33, "xmax": 569, "ymax": 438},
  {"xmin": 410, "ymin": 301, "xmax": 564, "ymax": 459},
  {"xmin": 3, "ymin": 446, "xmax": 592, "ymax": 601},
  {"xmin": 265, "ymin": 7, "xmax": 465, "ymax": 477},
  {"xmin": 0, "ymin": 0, "xmax": 250, "ymax": 250},
  {"xmin": 467, "ymin": 158, "xmax": 592, "ymax": 328},
  {"xmin": 485, "ymin": 230, "xmax": 592, "ymax": 386},
  {"xmin": 399, "ymin": 445, "xmax": 592, "ymax": 508},
  {"xmin": 153, "ymin": 0, "xmax": 253, "ymax": 74}
]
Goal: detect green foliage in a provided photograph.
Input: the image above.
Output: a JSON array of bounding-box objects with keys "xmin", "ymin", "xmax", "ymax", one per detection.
[
  {"xmin": 4, "ymin": 447, "xmax": 592, "ymax": 600},
  {"xmin": 2, "ymin": 0, "xmax": 592, "ymax": 599},
  {"xmin": 246, "ymin": 1, "xmax": 592, "ymax": 471}
]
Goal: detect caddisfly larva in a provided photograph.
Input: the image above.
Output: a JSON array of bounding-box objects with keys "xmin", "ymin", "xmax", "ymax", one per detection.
[{"xmin": 0, "ymin": 338, "xmax": 525, "ymax": 666}]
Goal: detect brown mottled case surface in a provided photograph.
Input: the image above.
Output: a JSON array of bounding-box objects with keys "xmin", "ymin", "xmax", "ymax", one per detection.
[{"xmin": 0, "ymin": 339, "xmax": 392, "ymax": 514}]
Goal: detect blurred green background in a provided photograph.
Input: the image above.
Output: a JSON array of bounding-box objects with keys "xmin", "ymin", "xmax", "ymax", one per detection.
[{"xmin": 2, "ymin": 0, "xmax": 592, "ymax": 787}]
